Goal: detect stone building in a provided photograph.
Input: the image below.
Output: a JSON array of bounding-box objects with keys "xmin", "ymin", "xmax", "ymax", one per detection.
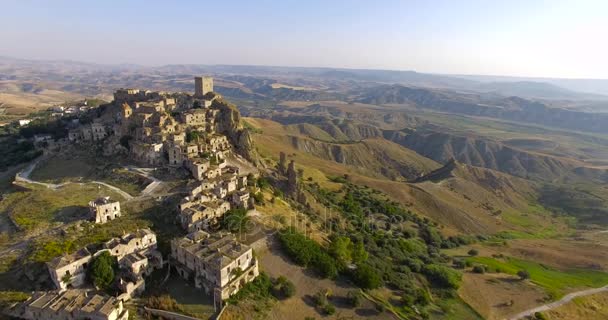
[
  {"xmin": 7, "ymin": 289, "xmax": 129, "ymax": 320},
  {"xmin": 231, "ymin": 190, "xmax": 251, "ymax": 209},
  {"xmin": 179, "ymin": 200, "xmax": 231, "ymax": 232},
  {"xmin": 47, "ymin": 248, "xmax": 92, "ymax": 291},
  {"xmin": 68, "ymin": 122, "xmax": 108, "ymax": 142},
  {"xmin": 194, "ymin": 76, "xmax": 214, "ymax": 97},
  {"xmin": 103, "ymin": 228, "xmax": 158, "ymax": 259},
  {"xmin": 171, "ymin": 231, "xmax": 259, "ymax": 309},
  {"xmin": 89, "ymin": 197, "xmax": 121, "ymax": 224}
]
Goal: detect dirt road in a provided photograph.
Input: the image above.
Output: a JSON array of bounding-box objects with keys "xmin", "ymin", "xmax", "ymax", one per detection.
[{"xmin": 508, "ymin": 285, "xmax": 608, "ymax": 319}]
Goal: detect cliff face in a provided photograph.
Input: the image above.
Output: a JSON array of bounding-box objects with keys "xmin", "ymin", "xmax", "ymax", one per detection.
[{"xmin": 214, "ymin": 98, "xmax": 259, "ymax": 163}]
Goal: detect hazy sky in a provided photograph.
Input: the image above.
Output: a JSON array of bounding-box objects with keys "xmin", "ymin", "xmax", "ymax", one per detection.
[{"xmin": 1, "ymin": 0, "xmax": 606, "ymax": 78}]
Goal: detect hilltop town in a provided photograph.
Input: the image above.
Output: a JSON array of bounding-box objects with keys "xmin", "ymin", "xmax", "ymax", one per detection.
[{"xmin": 3, "ymin": 77, "xmax": 265, "ymax": 320}]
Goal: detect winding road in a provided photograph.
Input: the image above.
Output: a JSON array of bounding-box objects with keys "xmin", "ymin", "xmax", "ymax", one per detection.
[
  {"xmin": 13, "ymin": 159, "xmax": 169, "ymax": 202},
  {"xmin": 508, "ymin": 285, "xmax": 608, "ymax": 319}
]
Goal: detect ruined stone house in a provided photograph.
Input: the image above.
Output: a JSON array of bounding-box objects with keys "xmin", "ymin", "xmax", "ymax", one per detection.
[
  {"xmin": 89, "ymin": 197, "xmax": 121, "ymax": 224},
  {"xmin": 171, "ymin": 231, "xmax": 259, "ymax": 310}
]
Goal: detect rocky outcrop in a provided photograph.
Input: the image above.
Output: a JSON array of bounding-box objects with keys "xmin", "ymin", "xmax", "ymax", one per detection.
[
  {"xmin": 214, "ymin": 98, "xmax": 259, "ymax": 163},
  {"xmin": 413, "ymin": 158, "xmax": 457, "ymax": 182}
]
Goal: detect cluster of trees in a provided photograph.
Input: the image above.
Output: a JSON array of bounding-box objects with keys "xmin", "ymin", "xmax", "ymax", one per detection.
[
  {"xmin": 19, "ymin": 117, "xmax": 68, "ymax": 140},
  {"xmin": 87, "ymin": 252, "xmax": 117, "ymax": 290},
  {"xmin": 277, "ymin": 228, "xmax": 338, "ymax": 278},
  {"xmin": 0, "ymin": 137, "xmax": 42, "ymax": 171},
  {"xmin": 300, "ymin": 181, "xmax": 469, "ymax": 315}
]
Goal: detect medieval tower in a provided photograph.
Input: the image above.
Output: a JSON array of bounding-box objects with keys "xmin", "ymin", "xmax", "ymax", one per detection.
[{"xmin": 194, "ymin": 76, "xmax": 214, "ymax": 97}]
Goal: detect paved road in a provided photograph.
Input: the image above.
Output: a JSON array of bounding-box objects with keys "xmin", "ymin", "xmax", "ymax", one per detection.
[{"xmin": 508, "ymin": 285, "xmax": 608, "ymax": 319}]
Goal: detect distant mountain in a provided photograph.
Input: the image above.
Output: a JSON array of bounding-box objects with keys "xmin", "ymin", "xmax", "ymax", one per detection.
[
  {"xmin": 357, "ymin": 84, "xmax": 608, "ymax": 134},
  {"xmin": 452, "ymin": 74, "xmax": 608, "ymax": 97},
  {"xmin": 474, "ymin": 81, "xmax": 608, "ymax": 100}
]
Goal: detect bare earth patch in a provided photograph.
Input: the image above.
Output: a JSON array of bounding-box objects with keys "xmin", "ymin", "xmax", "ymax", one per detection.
[{"xmin": 459, "ymin": 272, "xmax": 547, "ymax": 320}]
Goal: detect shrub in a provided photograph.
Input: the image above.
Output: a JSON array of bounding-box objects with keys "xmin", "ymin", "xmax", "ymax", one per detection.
[
  {"xmin": 535, "ymin": 312, "xmax": 548, "ymax": 320},
  {"xmin": 146, "ymin": 295, "xmax": 185, "ymax": 313},
  {"xmin": 472, "ymin": 265, "xmax": 486, "ymax": 274},
  {"xmin": 227, "ymin": 272, "xmax": 273, "ymax": 303},
  {"xmin": 453, "ymin": 259, "xmax": 466, "ymax": 269},
  {"xmin": 273, "ymin": 276, "xmax": 296, "ymax": 299},
  {"xmin": 468, "ymin": 249, "xmax": 479, "ymax": 256},
  {"xmin": 415, "ymin": 288, "xmax": 431, "ymax": 306},
  {"xmin": 346, "ymin": 290, "xmax": 361, "ymax": 307},
  {"xmin": 517, "ymin": 270, "xmax": 531, "ymax": 280},
  {"xmin": 323, "ymin": 303, "xmax": 336, "ymax": 315},
  {"xmin": 252, "ymin": 192, "xmax": 264, "ymax": 205},
  {"xmin": 423, "ymin": 264, "xmax": 462, "ymax": 289},
  {"xmin": 313, "ymin": 289, "xmax": 329, "ymax": 307}
]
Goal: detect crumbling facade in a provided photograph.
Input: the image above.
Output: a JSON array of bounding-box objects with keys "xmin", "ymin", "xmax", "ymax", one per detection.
[
  {"xmin": 89, "ymin": 197, "xmax": 121, "ymax": 224},
  {"xmin": 47, "ymin": 248, "xmax": 92, "ymax": 291},
  {"xmin": 171, "ymin": 231, "xmax": 259, "ymax": 309}
]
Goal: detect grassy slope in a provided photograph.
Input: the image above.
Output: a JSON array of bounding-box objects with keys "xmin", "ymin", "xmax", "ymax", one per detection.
[
  {"xmin": 466, "ymin": 256, "xmax": 608, "ymax": 299},
  {"xmin": 248, "ymin": 117, "xmax": 568, "ymax": 235},
  {"xmin": 0, "ymin": 182, "xmax": 127, "ymax": 231}
]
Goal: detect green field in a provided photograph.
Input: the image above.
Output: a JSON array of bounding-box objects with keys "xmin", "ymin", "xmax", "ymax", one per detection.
[
  {"xmin": 0, "ymin": 183, "xmax": 127, "ymax": 231},
  {"xmin": 467, "ymin": 256, "xmax": 608, "ymax": 298}
]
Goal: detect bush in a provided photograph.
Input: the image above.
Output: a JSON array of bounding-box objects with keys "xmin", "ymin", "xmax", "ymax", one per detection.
[
  {"xmin": 227, "ymin": 272, "xmax": 273, "ymax": 303},
  {"xmin": 273, "ymin": 276, "xmax": 296, "ymax": 299},
  {"xmin": 453, "ymin": 259, "xmax": 466, "ymax": 269},
  {"xmin": 146, "ymin": 295, "xmax": 185, "ymax": 313},
  {"xmin": 472, "ymin": 265, "xmax": 486, "ymax": 274},
  {"xmin": 468, "ymin": 249, "xmax": 479, "ymax": 256},
  {"xmin": 346, "ymin": 290, "xmax": 361, "ymax": 307},
  {"xmin": 423, "ymin": 264, "xmax": 462, "ymax": 289},
  {"xmin": 535, "ymin": 312, "xmax": 548, "ymax": 320},
  {"xmin": 252, "ymin": 192, "xmax": 264, "ymax": 205},
  {"xmin": 313, "ymin": 289, "xmax": 329, "ymax": 307},
  {"xmin": 415, "ymin": 288, "xmax": 431, "ymax": 306},
  {"xmin": 323, "ymin": 303, "xmax": 336, "ymax": 315},
  {"xmin": 352, "ymin": 263, "xmax": 382, "ymax": 289},
  {"xmin": 88, "ymin": 251, "xmax": 116, "ymax": 290},
  {"xmin": 517, "ymin": 270, "xmax": 531, "ymax": 280}
]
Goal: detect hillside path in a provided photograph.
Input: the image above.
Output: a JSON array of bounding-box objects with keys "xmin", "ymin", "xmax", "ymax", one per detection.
[
  {"xmin": 507, "ymin": 285, "xmax": 608, "ymax": 319},
  {"xmin": 15, "ymin": 158, "xmax": 134, "ymax": 200}
]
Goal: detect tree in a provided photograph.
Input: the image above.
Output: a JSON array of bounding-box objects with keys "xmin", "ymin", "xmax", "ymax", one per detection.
[
  {"xmin": 222, "ymin": 208, "xmax": 250, "ymax": 233},
  {"xmin": 352, "ymin": 264, "xmax": 382, "ymax": 289},
  {"xmin": 88, "ymin": 251, "xmax": 116, "ymax": 290},
  {"xmin": 467, "ymin": 249, "xmax": 479, "ymax": 256},
  {"xmin": 185, "ymin": 131, "xmax": 200, "ymax": 143},
  {"xmin": 351, "ymin": 241, "xmax": 369, "ymax": 264},
  {"xmin": 517, "ymin": 270, "xmax": 530, "ymax": 280},
  {"xmin": 329, "ymin": 236, "xmax": 352, "ymax": 266}
]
